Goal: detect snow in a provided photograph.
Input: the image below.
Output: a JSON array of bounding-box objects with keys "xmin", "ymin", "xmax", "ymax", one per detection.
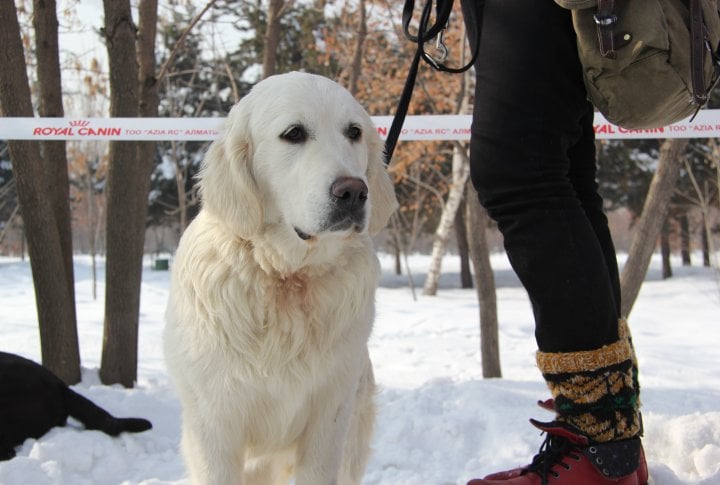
[{"xmin": 1, "ymin": 252, "xmax": 719, "ymax": 485}]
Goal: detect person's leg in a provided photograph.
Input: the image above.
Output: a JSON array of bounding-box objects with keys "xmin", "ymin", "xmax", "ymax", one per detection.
[
  {"xmin": 566, "ymin": 108, "xmax": 622, "ymax": 318},
  {"xmin": 465, "ymin": 0, "xmax": 618, "ymax": 353},
  {"xmin": 460, "ymin": 1, "xmax": 643, "ymax": 482}
]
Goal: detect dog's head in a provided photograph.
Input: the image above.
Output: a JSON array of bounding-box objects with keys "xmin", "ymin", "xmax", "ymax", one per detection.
[{"xmin": 198, "ymin": 72, "xmax": 397, "ymax": 244}]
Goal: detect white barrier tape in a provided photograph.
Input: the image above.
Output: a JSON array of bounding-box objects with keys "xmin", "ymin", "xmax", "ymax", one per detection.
[
  {"xmin": 0, "ymin": 117, "xmax": 223, "ymax": 141},
  {"xmin": 2, "ymin": 110, "xmax": 720, "ymax": 141}
]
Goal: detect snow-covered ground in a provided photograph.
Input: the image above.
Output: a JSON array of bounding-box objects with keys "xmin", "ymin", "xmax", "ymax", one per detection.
[{"xmin": 0, "ymin": 252, "xmax": 719, "ymax": 485}]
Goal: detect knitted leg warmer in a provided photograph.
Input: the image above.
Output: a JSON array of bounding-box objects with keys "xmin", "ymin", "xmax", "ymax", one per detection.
[
  {"xmin": 537, "ymin": 320, "xmax": 642, "ymax": 443},
  {"xmin": 619, "ymin": 318, "xmax": 641, "ymax": 405}
]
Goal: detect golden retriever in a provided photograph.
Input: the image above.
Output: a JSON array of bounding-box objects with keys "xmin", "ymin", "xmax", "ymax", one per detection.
[{"xmin": 164, "ymin": 71, "xmax": 397, "ymax": 485}]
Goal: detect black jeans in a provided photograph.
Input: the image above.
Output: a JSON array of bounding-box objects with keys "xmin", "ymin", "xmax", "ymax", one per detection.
[{"xmin": 461, "ymin": 0, "xmax": 620, "ymax": 352}]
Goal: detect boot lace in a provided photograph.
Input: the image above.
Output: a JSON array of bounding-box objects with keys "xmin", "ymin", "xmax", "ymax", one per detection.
[{"xmin": 525, "ymin": 432, "xmax": 583, "ymax": 485}]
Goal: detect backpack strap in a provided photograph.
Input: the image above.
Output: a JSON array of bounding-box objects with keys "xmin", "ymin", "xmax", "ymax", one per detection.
[
  {"xmin": 690, "ymin": 0, "xmax": 708, "ymax": 105},
  {"xmin": 594, "ymin": 0, "xmax": 617, "ymax": 59}
]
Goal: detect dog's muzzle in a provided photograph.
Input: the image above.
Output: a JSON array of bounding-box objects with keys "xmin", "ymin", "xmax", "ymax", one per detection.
[
  {"xmin": 326, "ymin": 176, "xmax": 367, "ymax": 231},
  {"xmin": 293, "ymin": 177, "xmax": 368, "ymax": 240}
]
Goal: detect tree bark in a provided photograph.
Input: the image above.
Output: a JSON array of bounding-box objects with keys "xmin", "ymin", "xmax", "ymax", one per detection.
[
  {"xmin": 679, "ymin": 213, "xmax": 691, "ymax": 266},
  {"xmin": 661, "ymin": 219, "xmax": 672, "ymax": 279},
  {"xmin": 620, "ymin": 138, "xmax": 688, "ymax": 317},
  {"xmin": 394, "ymin": 242, "xmax": 402, "ymax": 275},
  {"xmin": 700, "ymin": 212, "xmax": 710, "ymax": 267},
  {"xmin": 138, "ymin": 0, "xmax": 159, "ymax": 120},
  {"xmin": 347, "ymin": 0, "xmax": 366, "ymax": 96},
  {"xmin": 34, "ymin": 0, "xmax": 77, "ymax": 321},
  {"xmin": 33, "ymin": 0, "xmax": 81, "ymax": 382},
  {"xmin": 0, "ymin": 0, "xmax": 80, "ymax": 383},
  {"xmin": 172, "ymin": 142, "xmax": 189, "ymax": 232},
  {"xmin": 422, "ymin": 60, "xmax": 473, "ymax": 295},
  {"xmin": 137, "ymin": 0, "xmax": 159, "ymax": 235},
  {"xmin": 101, "ymin": 0, "xmax": 146, "ymax": 387},
  {"xmin": 465, "ymin": 181, "xmax": 501, "ymax": 378},
  {"xmin": 423, "ymin": 142, "xmax": 470, "ymax": 295},
  {"xmin": 455, "ymin": 197, "xmax": 473, "ymax": 289},
  {"xmin": 262, "ymin": 0, "xmax": 286, "ymax": 78},
  {"xmin": 99, "ymin": 0, "xmax": 159, "ymax": 388}
]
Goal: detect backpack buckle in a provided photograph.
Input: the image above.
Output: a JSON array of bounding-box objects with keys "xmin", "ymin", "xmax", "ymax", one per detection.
[
  {"xmin": 593, "ymin": 9, "xmax": 618, "ymax": 58},
  {"xmin": 593, "ymin": 13, "xmax": 618, "ymax": 26}
]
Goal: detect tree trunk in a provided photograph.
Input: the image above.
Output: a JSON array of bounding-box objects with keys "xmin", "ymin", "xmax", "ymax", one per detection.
[
  {"xmin": 423, "ymin": 142, "xmax": 470, "ymax": 295},
  {"xmin": 347, "ymin": 0, "xmax": 366, "ymax": 96},
  {"xmin": 100, "ymin": 0, "xmax": 158, "ymax": 387},
  {"xmin": 137, "ymin": 0, "xmax": 159, "ymax": 120},
  {"xmin": 620, "ymin": 138, "xmax": 688, "ymax": 317},
  {"xmin": 455, "ymin": 197, "xmax": 473, "ymax": 289},
  {"xmin": 90, "ymin": 181, "xmax": 97, "ymax": 301},
  {"xmin": 21, "ymin": 224, "xmax": 26, "ymax": 261},
  {"xmin": 173, "ymin": 142, "xmax": 189, "ymax": 233},
  {"xmin": 100, "ymin": 0, "xmax": 147, "ymax": 387},
  {"xmin": 262, "ymin": 0, "xmax": 286, "ymax": 78},
  {"xmin": 33, "ymin": 0, "xmax": 81, "ymax": 381},
  {"xmin": 465, "ymin": 181, "xmax": 501, "ymax": 378},
  {"xmin": 701, "ymin": 212, "xmax": 710, "ymax": 267},
  {"xmin": 34, "ymin": 0, "xmax": 78, "ymax": 326},
  {"xmin": 394, "ymin": 242, "xmax": 402, "ymax": 275},
  {"xmin": 679, "ymin": 213, "xmax": 691, "ymax": 266},
  {"xmin": 661, "ymin": 219, "xmax": 672, "ymax": 279},
  {"xmin": 0, "ymin": 0, "xmax": 80, "ymax": 384},
  {"xmin": 137, "ymin": 0, "xmax": 160, "ymax": 234}
]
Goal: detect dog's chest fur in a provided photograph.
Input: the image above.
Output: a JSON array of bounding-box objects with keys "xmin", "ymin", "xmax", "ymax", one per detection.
[
  {"xmin": 166, "ymin": 211, "xmax": 379, "ymax": 382},
  {"xmin": 164, "ymin": 213, "xmax": 380, "ymax": 452}
]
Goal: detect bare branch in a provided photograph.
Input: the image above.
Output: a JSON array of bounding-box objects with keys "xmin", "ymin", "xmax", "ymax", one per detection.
[{"xmin": 156, "ymin": 0, "xmax": 219, "ymax": 84}]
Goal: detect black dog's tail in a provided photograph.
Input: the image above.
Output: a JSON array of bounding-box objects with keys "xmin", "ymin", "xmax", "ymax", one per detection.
[{"xmin": 63, "ymin": 388, "xmax": 152, "ymax": 436}]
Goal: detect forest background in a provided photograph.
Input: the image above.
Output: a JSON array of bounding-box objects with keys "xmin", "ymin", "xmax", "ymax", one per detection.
[{"xmin": 0, "ymin": 0, "xmax": 718, "ymax": 388}]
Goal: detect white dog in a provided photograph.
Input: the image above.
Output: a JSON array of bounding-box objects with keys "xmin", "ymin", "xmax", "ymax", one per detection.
[{"xmin": 164, "ymin": 72, "xmax": 397, "ymax": 485}]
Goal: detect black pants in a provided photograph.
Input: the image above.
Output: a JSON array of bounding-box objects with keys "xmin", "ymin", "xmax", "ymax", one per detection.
[{"xmin": 461, "ymin": 0, "xmax": 620, "ymax": 352}]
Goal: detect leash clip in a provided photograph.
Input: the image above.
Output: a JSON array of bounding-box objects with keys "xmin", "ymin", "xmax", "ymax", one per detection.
[{"xmin": 425, "ymin": 21, "xmax": 449, "ymax": 66}]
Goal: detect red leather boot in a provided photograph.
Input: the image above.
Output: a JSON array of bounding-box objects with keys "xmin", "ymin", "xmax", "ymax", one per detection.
[
  {"xmin": 467, "ymin": 420, "xmax": 646, "ymax": 485},
  {"xmin": 534, "ymin": 398, "xmax": 649, "ymax": 485},
  {"xmin": 472, "ymin": 324, "xmax": 647, "ymax": 485}
]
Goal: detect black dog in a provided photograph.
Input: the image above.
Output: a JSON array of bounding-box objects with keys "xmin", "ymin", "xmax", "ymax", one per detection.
[{"xmin": 0, "ymin": 351, "xmax": 152, "ymax": 460}]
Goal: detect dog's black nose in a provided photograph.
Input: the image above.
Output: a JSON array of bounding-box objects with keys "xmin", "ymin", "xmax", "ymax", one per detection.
[{"xmin": 330, "ymin": 177, "xmax": 368, "ymax": 211}]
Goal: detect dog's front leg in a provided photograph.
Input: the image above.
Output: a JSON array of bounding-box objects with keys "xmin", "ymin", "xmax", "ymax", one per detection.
[
  {"xmin": 181, "ymin": 409, "xmax": 247, "ymax": 485},
  {"xmin": 294, "ymin": 385, "xmax": 358, "ymax": 485}
]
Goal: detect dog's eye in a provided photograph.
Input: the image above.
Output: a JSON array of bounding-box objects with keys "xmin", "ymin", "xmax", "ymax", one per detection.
[
  {"xmin": 346, "ymin": 124, "xmax": 362, "ymax": 142},
  {"xmin": 280, "ymin": 125, "xmax": 308, "ymax": 144}
]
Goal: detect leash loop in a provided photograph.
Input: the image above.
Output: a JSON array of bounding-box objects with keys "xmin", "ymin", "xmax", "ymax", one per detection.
[{"xmin": 384, "ymin": 0, "xmax": 484, "ymax": 165}]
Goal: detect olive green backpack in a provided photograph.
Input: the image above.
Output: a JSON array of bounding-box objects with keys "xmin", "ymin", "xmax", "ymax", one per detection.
[{"xmin": 556, "ymin": 0, "xmax": 720, "ymax": 129}]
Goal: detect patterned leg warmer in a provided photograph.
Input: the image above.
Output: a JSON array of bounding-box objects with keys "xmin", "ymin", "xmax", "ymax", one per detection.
[
  {"xmin": 537, "ymin": 321, "xmax": 642, "ymax": 443},
  {"xmin": 619, "ymin": 318, "xmax": 641, "ymax": 405}
]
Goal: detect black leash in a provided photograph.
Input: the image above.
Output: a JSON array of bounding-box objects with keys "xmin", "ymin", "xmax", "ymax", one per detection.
[{"xmin": 384, "ymin": 0, "xmax": 484, "ymax": 166}]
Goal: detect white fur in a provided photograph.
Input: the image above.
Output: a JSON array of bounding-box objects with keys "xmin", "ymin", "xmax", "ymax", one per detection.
[{"xmin": 164, "ymin": 72, "xmax": 397, "ymax": 485}]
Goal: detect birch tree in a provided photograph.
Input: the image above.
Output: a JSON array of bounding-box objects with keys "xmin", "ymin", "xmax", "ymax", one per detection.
[
  {"xmin": 465, "ymin": 181, "xmax": 501, "ymax": 378},
  {"xmin": 621, "ymin": 138, "xmax": 689, "ymax": 317},
  {"xmin": 422, "ymin": 141, "xmax": 470, "ymax": 295},
  {"xmin": 422, "ymin": 63, "xmax": 473, "ymax": 296}
]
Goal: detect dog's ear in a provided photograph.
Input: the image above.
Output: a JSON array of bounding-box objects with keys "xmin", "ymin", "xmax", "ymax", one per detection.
[
  {"xmin": 198, "ymin": 104, "xmax": 263, "ymax": 238},
  {"xmin": 366, "ymin": 128, "xmax": 398, "ymax": 235}
]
